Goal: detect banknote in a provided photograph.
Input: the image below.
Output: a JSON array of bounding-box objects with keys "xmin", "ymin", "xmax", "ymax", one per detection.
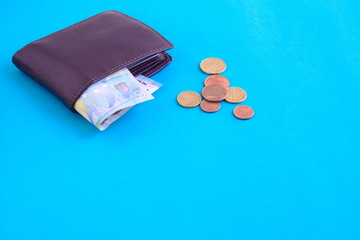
[
  {"xmin": 98, "ymin": 75, "xmax": 163, "ymax": 130},
  {"xmin": 136, "ymin": 75, "xmax": 163, "ymax": 94},
  {"xmin": 74, "ymin": 68, "xmax": 156, "ymax": 130}
]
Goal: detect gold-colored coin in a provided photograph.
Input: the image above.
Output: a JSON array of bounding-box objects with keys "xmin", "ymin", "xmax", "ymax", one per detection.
[
  {"xmin": 200, "ymin": 58, "xmax": 226, "ymax": 74},
  {"xmin": 177, "ymin": 91, "xmax": 202, "ymax": 108},
  {"xmin": 225, "ymin": 87, "xmax": 247, "ymax": 103}
]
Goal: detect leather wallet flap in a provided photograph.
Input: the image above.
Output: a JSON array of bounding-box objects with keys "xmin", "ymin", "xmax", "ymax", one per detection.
[{"xmin": 12, "ymin": 10, "xmax": 174, "ymax": 111}]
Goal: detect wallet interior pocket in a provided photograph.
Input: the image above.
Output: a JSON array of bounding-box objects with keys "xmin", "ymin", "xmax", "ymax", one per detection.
[
  {"xmin": 12, "ymin": 10, "xmax": 174, "ymax": 112},
  {"xmin": 129, "ymin": 52, "xmax": 172, "ymax": 76}
]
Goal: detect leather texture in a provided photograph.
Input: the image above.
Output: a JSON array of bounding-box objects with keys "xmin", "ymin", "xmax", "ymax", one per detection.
[{"xmin": 12, "ymin": 10, "xmax": 174, "ymax": 111}]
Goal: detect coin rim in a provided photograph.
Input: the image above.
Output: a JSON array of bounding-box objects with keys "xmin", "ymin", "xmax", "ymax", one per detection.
[
  {"xmin": 199, "ymin": 100, "xmax": 221, "ymax": 113},
  {"xmin": 177, "ymin": 91, "xmax": 202, "ymax": 108},
  {"xmin": 204, "ymin": 75, "xmax": 230, "ymax": 88},
  {"xmin": 233, "ymin": 105, "xmax": 254, "ymax": 119},
  {"xmin": 225, "ymin": 87, "xmax": 247, "ymax": 103},
  {"xmin": 200, "ymin": 57, "xmax": 227, "ymax": 74},
  {"xmin": 201, "ymin": 84, "xmax": 228, "ymax": 101}
]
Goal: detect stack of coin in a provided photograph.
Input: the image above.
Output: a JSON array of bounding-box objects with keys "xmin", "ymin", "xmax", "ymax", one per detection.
[{"xmin": 177, "ymin": 57, "xmax": 254, "ymax": 119}]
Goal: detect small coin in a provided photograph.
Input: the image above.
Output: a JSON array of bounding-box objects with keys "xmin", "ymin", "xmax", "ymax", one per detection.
[
  {"xmin": 202, "ymin": 84, "xmax": 228, "ymax": 101},
  {"xmin": 204, "ymin": 75, "xmax": 230, "ymax": 88},
  {"xmin": 226, "ymin": 87, "xmax": 247, "ymax": 103},
  {"xmin": 200, "ymin": 100, "xmax": 221, "ymax": 113},
  {"xmin": 200, "ymin": 58, "xmax": 226, "ymax": 74},
  {"xmin": 233, "ymin": 105, "xmax": 254, "ymax": 119},
  {"xmin": 177, "ymin": 91, "xmax": 202, "ymax": 108}
]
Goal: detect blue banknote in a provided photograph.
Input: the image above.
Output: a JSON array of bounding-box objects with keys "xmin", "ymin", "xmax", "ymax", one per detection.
[
  {"xmin": 98, "ymin": 75, "xmax": 162, "ymax": 130},
  {"xmin": 74, "ymin": 68, "xmax": 158, "ymax": 130},
  {"xmin": 136, "ymin": 75, "xmax": 163, "ymax": 94}
]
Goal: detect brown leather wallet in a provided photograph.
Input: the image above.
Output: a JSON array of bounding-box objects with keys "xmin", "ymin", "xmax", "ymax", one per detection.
[{"xmin": 12, "ymin": 10, "xmax": 174, "ymax": 112}]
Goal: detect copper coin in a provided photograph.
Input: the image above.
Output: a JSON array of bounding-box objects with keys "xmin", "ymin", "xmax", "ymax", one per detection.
[
  {"xmin": 233, "ymin": 105, "xmax": 254, "ymax": 119},
  {"xmin": 177, "ymin": 91, "xmax": 202, "ymax": 108},
  {"xmin": 226, "ymin": 87, "xmax": 247, "ymax": 103},
  {"xmin": 201, "ymin": 85, "xmax": 228, "ymax": 101},
  {"xmin": 200, "ymin": 100, "xmax": 221, "ymax": 113},
  {"xmin": 200, "ymin": 58, "xmax": 226, "ymax": 74},
  {"xmin": 204, "ymin": 75, "xmax": 230, "ymax": 88}
]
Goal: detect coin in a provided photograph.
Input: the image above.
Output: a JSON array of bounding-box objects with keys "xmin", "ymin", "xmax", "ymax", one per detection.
[
  {"xmin": 200, "ymin": 100, "xmax": 221, "ymax": 113},
  {"xmin": 204, "ymin": 75, "xmax": 230, "ymax": 88},
  {"xmin": 200, "ymin": 58, "xmax": 226, "ymax": 74},
  {"xmin": 233, "ymin": 105, "xmax": 254, "ymax": 119},
  {"xmin": 177, "ymin": 91, "xmax": 202, "ymax": 108},
  {"xmin": 226, "ymin": 87, "xmax": 247, "ymax": 103},
  {"xmin": 201, "ymin": 85, "xmax": 228, "ymax": 101}
]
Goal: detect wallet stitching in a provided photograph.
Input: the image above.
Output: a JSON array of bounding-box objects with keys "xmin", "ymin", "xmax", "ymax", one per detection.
[
  {"xmin": 69, "ymin": 46, "xmax": 168, "ymax": 108},
  {"xmin": 13, "ymin": 10, "xmax": 173, "ymax": 58}
]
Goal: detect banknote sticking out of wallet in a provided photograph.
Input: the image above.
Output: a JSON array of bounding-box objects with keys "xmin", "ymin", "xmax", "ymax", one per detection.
[{"xmin": 12, "ymin": 10, "xmax": 174, "ymax": 130}]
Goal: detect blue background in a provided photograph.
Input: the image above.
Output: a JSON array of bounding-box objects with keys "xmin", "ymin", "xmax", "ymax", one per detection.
[{"xmin": 1, "ymin": 1, "xmax": 359, "ymax": 239}]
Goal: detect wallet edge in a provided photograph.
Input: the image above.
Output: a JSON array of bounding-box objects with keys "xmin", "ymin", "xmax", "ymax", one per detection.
[{"xmin": 12, "ymin": 10, "xmax": 173, "ymax": 60}]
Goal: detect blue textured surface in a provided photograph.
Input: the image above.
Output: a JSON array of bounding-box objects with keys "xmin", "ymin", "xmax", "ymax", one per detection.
[{"xmin": 1, "ymin": 1, "xmax": 360, "ymax": 239}]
